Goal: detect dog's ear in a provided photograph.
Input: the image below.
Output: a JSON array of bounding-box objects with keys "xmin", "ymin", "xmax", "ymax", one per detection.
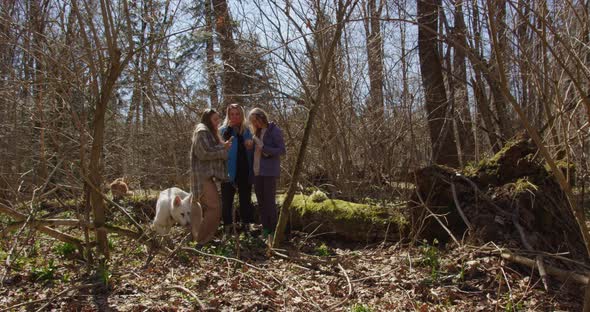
[{"xmin": 173, "ymin": 195, "xmax": 182, "ymax": 207}]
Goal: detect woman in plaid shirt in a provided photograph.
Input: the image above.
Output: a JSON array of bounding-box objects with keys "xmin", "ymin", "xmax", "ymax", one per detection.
[{"xmin": 190, "ymin": 108, "xmax": 232, "ymax": 243}]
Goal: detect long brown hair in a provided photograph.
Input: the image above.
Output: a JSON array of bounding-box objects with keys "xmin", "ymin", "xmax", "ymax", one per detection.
[{"xmin": 200, "ymin": 108, "xmax": 222, "ymax": 143}]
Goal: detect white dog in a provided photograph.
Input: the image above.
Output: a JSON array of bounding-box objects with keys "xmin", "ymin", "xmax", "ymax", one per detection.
[{"xmin": 152, "ymin": 187, "xmax": 194, "ymax": 235}]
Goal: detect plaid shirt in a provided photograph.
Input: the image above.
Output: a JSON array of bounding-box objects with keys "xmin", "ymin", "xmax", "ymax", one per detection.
[{"xmin": 190, "ymin": 123, "xmax": 228, "ymax": 200}]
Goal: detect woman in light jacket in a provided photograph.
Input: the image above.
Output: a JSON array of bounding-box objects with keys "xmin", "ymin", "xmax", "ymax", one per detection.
[
  {"xmin": 190, "ymin": 108, "xmax": 232, "ymax": 243},
  {"xmin": 248, "ymin": 108, "xmax": 286, "ymax": 242}
]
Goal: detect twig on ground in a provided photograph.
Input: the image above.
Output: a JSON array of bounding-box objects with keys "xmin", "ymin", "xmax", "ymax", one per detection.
[
  {"xmin": 0, "ymin": 283, "xmax": 97, "ymax": 312},
  {"xmin": 182, "ymin": 246, "xmax": 284, "ymax": 285},
  {"xmin": 162, "ymin": 232, "xmax": 192, "ymax": 266},
  {"xmin": 500, "ymin": 266, "xmax": 515, "ymax": 307},
  {"xmin": 79, "ymin": 172, "xmax": 144, "ymax": 233},
  {"xmin": 500, "ymin": 251, "xmax": 589, "ymax": 285},
  {"xmin": 450, "ymin": 181, "xmax": 473, "ymax": 232},
  {"xmin": 329, "ymin": 263, "xmax": 353, "ymax": 309},
  {"xmin": 34, "ymin": 283, "xmax": 98, "ymax": 312},
  {"xmin": 536, "ymin": 255, "xmax": 549, "ymax": 291},
  {"xmin": 168, "ymin": 285, "xmax": 209, "ymax": 310},
  {"xmin": 413, "ymin": 179, "xmax": 461, "ymax": 246},
  {"xmin": 270, "ymin": 249, "xmax": 342, "ymax": 276}
]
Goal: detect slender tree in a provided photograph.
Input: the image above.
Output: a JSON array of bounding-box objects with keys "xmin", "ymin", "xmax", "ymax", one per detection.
[{"xmin": 417, "ymin": 0, "xmax": 459, "ymax": 167}]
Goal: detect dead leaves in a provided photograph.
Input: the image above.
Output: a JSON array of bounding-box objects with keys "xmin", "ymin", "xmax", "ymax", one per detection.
[{"xmin": 0, "ymin": 232, "xmax": 584, "ymax": 311}]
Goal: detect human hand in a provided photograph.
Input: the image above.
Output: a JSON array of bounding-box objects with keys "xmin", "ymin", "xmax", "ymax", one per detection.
[
  {"xmin": 224, "ymin": 136, "xmax": 234, "ymax": 150},
  {"xmin": 245, "ymin": 139, "xmax": 254, "ymax": 150},
  {"xmin": 252, "ymin": 136, "xmax": 263, "ymax": 146}
]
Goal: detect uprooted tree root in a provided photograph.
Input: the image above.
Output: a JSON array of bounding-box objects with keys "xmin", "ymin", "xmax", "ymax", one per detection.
[{"xmin": 410, "ymin": 139, "xmax": 589, "ymax": 285}]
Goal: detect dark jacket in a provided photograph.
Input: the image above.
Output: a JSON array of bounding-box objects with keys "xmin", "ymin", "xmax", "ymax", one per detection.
[{"xmin": 256, "ymin": 122, "xmax": 286, "ymax": 177}]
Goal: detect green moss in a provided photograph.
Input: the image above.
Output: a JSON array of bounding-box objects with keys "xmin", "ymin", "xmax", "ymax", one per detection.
[
  {"xmin": 121, "ymin": 193, "xmax": 157, "ymax": 206},
  {"xmin": 315, "ymin": 243, "xmax": 330, "ymax": 256},
  {"xmin": 544, "ymin": 160, "xmax": 575, "ymax": 173},
  {"xmin": 465, "ymin": 140, "xmax": 527, "ymax": 177},
  {"xmin": 286, "ymin": 194, "xmax": 393, "ymax": 225},
  {"xmin": 478, "ymin": 158, "xmax": 500, "ymax": 176},
  {"xmin": 309, "ymin": 190, "xmax": 328, "ymax": 203},
  {"xmin": 463, "ymin": 163, "xmax": 479, "ymax": 177},
  {"xmin": 512, "ymin": 177, "xmax": 538, "ymax": 193},
  {"xmin": 489, "ymin": 141, "xmax": 515, "ymax": 163}
]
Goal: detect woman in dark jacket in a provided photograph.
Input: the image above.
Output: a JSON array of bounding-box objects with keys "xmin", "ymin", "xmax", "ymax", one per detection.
[
  {"xmin": 248, "ymin": 108, "xmax": 286, "ymax": 244},
  {"xmin": 219, "ymin": 104, "xmax": 255, "ymax": 233}
]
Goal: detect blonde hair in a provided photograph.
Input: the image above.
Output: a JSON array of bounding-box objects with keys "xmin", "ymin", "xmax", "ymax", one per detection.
[
  {"xmin": 222, "ymin": 103, "xmax": 247, "ymax": 135},
  {"xmin": 248, "ymin": 107, "xmax": 269, "ymax": 137}
]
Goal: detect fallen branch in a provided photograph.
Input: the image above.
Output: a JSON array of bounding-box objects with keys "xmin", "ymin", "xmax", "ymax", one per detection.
[
  {"xmin": 536, "ymin": 255, "xmax": 549, "ymax": 291},
  {"xmin": 511, "ymin": 204, "xmax": 549, "ymax": 291},
  {"xmin": 500, "ymin": 251, "xmax": 588, "ymax": 285},
  {"xmin": 168, "ymin": 285, "xmax": 208, "ymax": 310},
  {"xmin": 182, "ymin": 247, "xmax": 270, "ymax": 275},
  {"xmin": 79, "ymin": 172, "xmax": 144, "ymax": 233},
  {"xmin": 0, "ymin": 203, "xmax": 84, "ymax": 250},
  {"xmin": 270, "ymin": 249, "xmax": 335, "ymax": 275},
  {"xmin": 328, "ymin": 263, "xmax": 353, "ymax": 309},
  {"xmin": 1, "ymin": 219, "xmax": 82, "ymax": 236},
  {"xmin": 104, "ymin": 224, "xmax": 172, "ymax": 255},
  {"xmin": 450, "ymin": 181, "xmax": 473, "ymax": 232},
  {"xmin": 34, "ymin": 283, "xmax": 98, "ymax": 312},
  {"xmin": 413, "ymin": 180, "xmax": 461, "ymax": 246},
  {"xmin": 0, "ymin": 283, "xmax": 97, "ymax": 312}
]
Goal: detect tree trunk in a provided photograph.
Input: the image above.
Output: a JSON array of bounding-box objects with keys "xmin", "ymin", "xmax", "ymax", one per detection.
[
  {"xmin": 273, "ymin": 0, "xmax": 357, "ymax": 247},
  {"xmin": 205, "ymin": 0, "xmax": 219, "ymax": 109},
  {"xmin": 212, "ymin": 0, "xmax": 241, "ymax": 108},
  {"xmin": 467, "ymin": 0, "xmax": 501, "ymax": 152},
  {"xmin": 363, "ymin": 0, "xmax": 384, "ymax": 122},
  {"xmin": 417, "ymin": 0, "xmax": 459, "ymax": 167},
  {"xmin": 89, "ymin": 50, "xmax": 122, "ymax": 261},
  {"xmin": 488, "ymin": 0, "xmax": 513, "ymax": 142},
  {"xmin": 451, "ymin": 0, "xmax": 475, "ymax": 163},
  {"xmin": 31, "ymin": 0, "xmax": 49, "ymax": 183}
]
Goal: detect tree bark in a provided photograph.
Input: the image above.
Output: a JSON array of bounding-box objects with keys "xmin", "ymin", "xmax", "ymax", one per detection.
[
  {"xmin": 31, "ymin": 0, "xmax": 49, "ymax": 183},
  {"xmin": 205, "ymin": 0, "xmax": 219, "ymax": 109},
  {"xmin": 451, "ymin": 1, "xmax": 475, "ymax": 163},
  {"xmin": 417, "ymin": 0, "xmax": 459, "ymax": 167},
  {"xmin": 88, "ymin": 49, "xmax": 121, "ymax": 260},
  {"xmin": 273, "ymin": 0, "xmax": 358, "ymax": 247},
  {"xmin": 487, "ymin": 0, "xmax": 513, "ymax": 142},
  {"xmin": 363, "ymin": 0, "xmax": 384, "ymax": 122},
  {"xmin": 212, "ymin": 0, "xmax": 241, "ymax": 108}
]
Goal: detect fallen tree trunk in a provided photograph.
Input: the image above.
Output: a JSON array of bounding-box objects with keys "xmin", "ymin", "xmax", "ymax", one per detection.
[{"xmin": 284, "ymin": 194, "xmax": 405, "ymax": 242}]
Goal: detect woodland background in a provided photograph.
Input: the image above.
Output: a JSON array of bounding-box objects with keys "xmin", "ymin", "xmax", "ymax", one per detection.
[{"xmin": 1, "ymin": 0, "xmax": 590, "ymax": 310}]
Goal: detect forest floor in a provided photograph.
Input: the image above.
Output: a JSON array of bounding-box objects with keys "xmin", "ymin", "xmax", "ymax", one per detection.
[{"xmin": 0, "ymin": 212, "xmax": 584, "ymax": 312}]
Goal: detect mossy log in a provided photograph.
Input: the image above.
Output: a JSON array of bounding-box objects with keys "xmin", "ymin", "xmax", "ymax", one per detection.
[
  {"xmin": 410, "ymin": 139, "xmax": 588, "ymax": 266},
  {"xmin": 123, "ymin": 192, "xmax": 404, "ymax": 243},
  {"xmin": 282, "ymin": 194, "xmax": 405, "ymax": 242}
]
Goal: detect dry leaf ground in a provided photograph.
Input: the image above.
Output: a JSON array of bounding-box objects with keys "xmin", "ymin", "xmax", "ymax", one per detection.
[{"xmin": 0, "ymin": 223, "xmax": 582, "ymax": 311}]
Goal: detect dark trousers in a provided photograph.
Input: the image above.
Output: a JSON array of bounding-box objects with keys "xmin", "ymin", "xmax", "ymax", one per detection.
[
  {"xmin": 221, "ymin": 178, "xmax": 254, "ymax": 225},
  {"xmin": 254, "ymin": 176, "xmax": 278, "ymax": 232}
]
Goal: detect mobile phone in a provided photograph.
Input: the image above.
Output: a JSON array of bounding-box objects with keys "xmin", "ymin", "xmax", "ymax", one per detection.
[{"xmin": 223, "ymin": 128, "xmax": 232, "ymax": 141}]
